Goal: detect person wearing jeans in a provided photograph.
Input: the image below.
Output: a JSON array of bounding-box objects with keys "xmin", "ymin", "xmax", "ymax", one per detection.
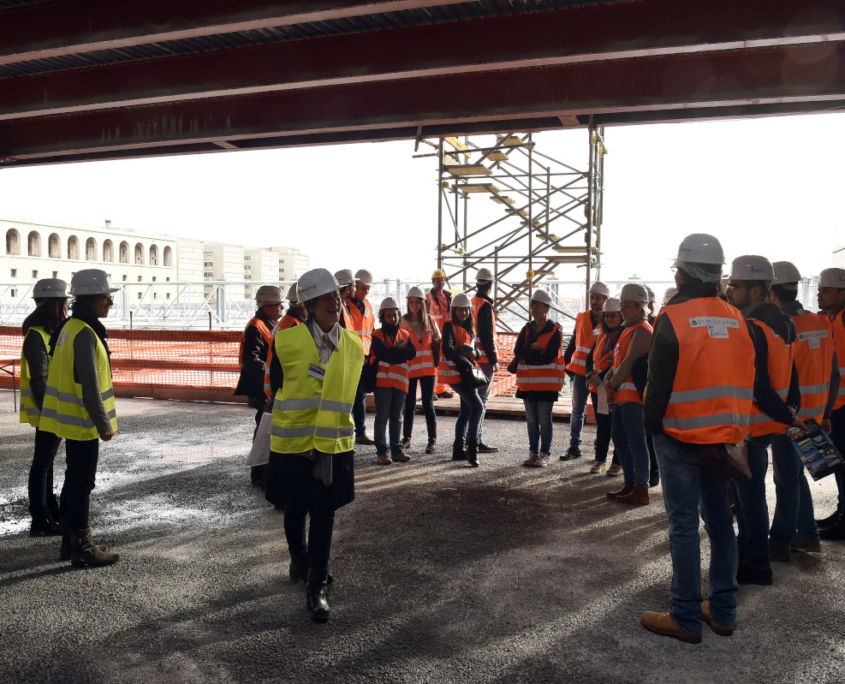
[
  {"xmin": 731, "ymin": 435, "xmax": 774, "ymax": 575},
  {"xmin": 769, "ymin": 434, "xmax": 821, "ymax": 555},
  {"xmin": 471, "ymin": 269, "xmax": 500, "ymax": 453}
]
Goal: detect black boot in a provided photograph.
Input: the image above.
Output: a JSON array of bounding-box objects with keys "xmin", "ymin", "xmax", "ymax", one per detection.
[
  {"xmin": 819, "ymin": 519, "xmax": 845, "ymax": 540},
  {"xmin": 426, "ymin": 420, "xmax": 437, "ymax": 454},
  {"xmin": 29, "ymin": 515, "xmax": 60, "ymax": 537},
  {"xmin": 306, "ymin": 568, "xmax": 331, "ymax": 622},
  {"xmin": 467, "ymin": 441, "xmax": 479, "ymax": 468},
  {"xmin": 289, "ymin": 549, "xmax": 333, "ymax": 585},
  {"xmin": 402, "ymin": 417, "xmax": 413, "ymax": 450},
  {"xmin": 816, "ymin": 511, "xmax": 842, "ymax": 529},
  {"xmin": 451, "ymin": 440, "xmax": 466, "ymax": 461}
]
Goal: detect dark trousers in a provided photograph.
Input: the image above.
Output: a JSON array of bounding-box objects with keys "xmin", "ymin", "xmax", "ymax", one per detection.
[
  {"xmin": 59, "ymin": 438, "xmax": 99, "ymax": 530},
  {"xmin": 647, "ymin": 433, "xmax": 659, "ymax": 477},
  {"xmin": 353, "ymin": 363, "xmax": 368, "ymax": 436},
  {"xmin": 590, "ymin": 392, "xmax": 619, "ymax": 465},
  {"xmin": 453, "ymin": 382, "xmax": 484, "ymax": 446},
  {"xmin": 404, "ymin": 375, "xmax": 436, "ymax": 431},
  {"xmin": 830, "ymin": 405, "xmax": 845, "ymax": 516},
  {"xmin": 284, "ymin": 476, "xmax": 336, "ymax": 571},
  {"xmin": 28, "ymin": 428, "xmax": 62, "ymax": 518}
]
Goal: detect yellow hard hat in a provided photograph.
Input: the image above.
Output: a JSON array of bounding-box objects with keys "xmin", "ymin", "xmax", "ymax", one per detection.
[{"xmin": 431, "ymin": 269, "xmax": 446, "ymax": 279}]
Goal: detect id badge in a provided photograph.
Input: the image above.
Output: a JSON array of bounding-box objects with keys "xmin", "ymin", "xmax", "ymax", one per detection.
[{"xmin": 308, "ymin": 364, "xmax": 326, "ymax": 381}]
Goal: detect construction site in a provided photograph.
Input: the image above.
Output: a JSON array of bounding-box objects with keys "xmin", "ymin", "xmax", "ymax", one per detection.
[{"xmin": 2, "ymin": 1, "xmax": 845, "ymax": 683}]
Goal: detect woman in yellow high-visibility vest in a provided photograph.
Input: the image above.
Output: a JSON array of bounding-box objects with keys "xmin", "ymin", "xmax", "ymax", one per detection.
[
  {"xmin": 40, "ymin": 270, "xmax": 120, "ymax": 568},
  {"xmin": 267, "ymin": 268, "xmax": 364, "ymax": 622},
  {"xmin": 20, "ymin": 279, "xmax": 69, "ymax": 536}
]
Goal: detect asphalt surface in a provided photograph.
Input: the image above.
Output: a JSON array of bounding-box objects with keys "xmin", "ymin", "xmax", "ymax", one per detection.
[{"xmin": 1, "ymin": 396, "xmax": 845, "ymax": 684}]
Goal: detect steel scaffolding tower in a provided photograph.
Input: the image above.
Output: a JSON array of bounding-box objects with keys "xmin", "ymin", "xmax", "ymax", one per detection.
[{"xmin": 418, "ymin": 127, "xmax": 606, "ymax": 331}]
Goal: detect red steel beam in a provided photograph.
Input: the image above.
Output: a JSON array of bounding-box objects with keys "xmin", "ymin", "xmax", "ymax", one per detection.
[
  {"xmin": 2, "ymin": 0, "xmax": 845, "ymax": 122},
  {"xmin": 2, "ymin": 43, "xmax": 845, "ymax": 162},
  {"xmin": 0, "ymin": 0, "xmax": 467, "ymax": 65}
]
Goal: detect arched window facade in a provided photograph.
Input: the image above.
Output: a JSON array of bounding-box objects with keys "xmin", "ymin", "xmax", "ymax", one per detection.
[
  {"xmin": 5, "ymin": 229, "xmax": 20, "ymax": 255},
  {"xmin": 134, "ymin": 243, "xmax": 145, "ymax": 265},
  {"xmin": 27, "ymin": 231, "xmax": 41, "ymax": 257},
  {"xmin": 48, "ymin": 234, "xmax": 61, "ymax": 258},
  {"xmin": 119, "ymin": 241, "xmax": 129, "ymax": 264},
  {"xmin": 67, "ymin": 236, "xmax": 80, "ymax": 260},
  {"xmin": 163, "ymin": 245, "xmax": 173, "ymax": 267},
  {"xmin": 103, "ymin": 240, "xmax": 114, "ymax": 262},
  {"xmin": 85, "ymin": 237, "xmax": 97, "ymax": 261},
  {"xmin": 149, "ymin": 244, "xmax": 158, "ymax": 266}
]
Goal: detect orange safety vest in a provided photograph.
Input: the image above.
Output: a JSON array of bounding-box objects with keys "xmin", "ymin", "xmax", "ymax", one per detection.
[
  {"xmin": 661, "ymin": 298, "xmax": 755, "ymax": 444},
  {"xmin": 403, "ymin": 321, "xmax": 437, "ymax": 379},
  {"xmin": 748, "ymin": 317, "xmax": 795, "ymax": 437},
  {"xmin": 239, "ymin": 316, "xmax": 273, "ymax": 370},
  {"xmin": 263, "ymin": 315, "xmax": 302, "ymax": 400},
  {"xmin": 516, "ymin": 324, "xmax": 564, "ymax": 392},
  {"xmin": 427, "ymin": 290, "xmax": 450, "ymax": 332},
  {"xmin": 340, "ymin": 301, "xmax": 353, "ymax": 331},
  {"xmin": 830, "ymin": 310, "xmax": 845, "ymax": 410},
  {"xmin": 790, "ymin": 312, "xmax": 834, "ymax": 423},
  {"xmin": 593, "ymin": 330, "xmax": 615, "ymax": 373},
  {"xmin": 437, "ymin": 322, "xmax": 476, "ymax": 385},
  {"xmin": 348, "ymin": 299, "xmax": 375, "ymax": 355},
  {"xmin": 566, "ymin": 311, "xmax": 601, "ymax": 376},
  {"xmin": 471, "ymin": 296, "xmax": 499, "ymax": 365},
  {"xmin": 371, "ymin": 328, "xmax": 411, "ymax": 393},
  {"xmin": 612, "ymin": 320, "xmax": 652, "ymax": 405}
]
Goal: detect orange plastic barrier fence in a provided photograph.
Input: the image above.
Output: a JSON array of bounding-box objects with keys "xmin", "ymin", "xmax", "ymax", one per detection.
[{"xmin": 0, "ymin": 327, "xmax": 520, "ymax": 401}]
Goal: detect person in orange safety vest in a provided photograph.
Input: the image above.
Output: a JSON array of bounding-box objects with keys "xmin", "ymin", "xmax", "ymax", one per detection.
[
  {"xmin": 427, "ymin": 269, "xmax": 454, "ymax": 399},
  {"xmin": 401, "ymin": 286, "xmax": 440, "ymax": 454},
  {"xmin": 349, "ymin": 269, "xmax": 377, "ymax": 446}
]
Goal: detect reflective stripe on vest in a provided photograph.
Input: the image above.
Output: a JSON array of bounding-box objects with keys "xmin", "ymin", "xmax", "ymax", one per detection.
[
  {"xmin": 19, "ymin": 326, "xmax": 51, "ymax": 427},
  {"xmin": 566, "ymin": 311, "xmax": 600, "ymax": 377},
  {"xmin": 593, "ymin": 331, "xmax": 614, "ymax": 372},
  {"xmin": 662, "ymin": 298, "xmax": 755, "ymax": 444},
  {"xmin": 404, "ymin": 323, "xmax": 438, "ymax": 378},
  {"xmin": 238, "ymin": 316, "xmax": 273, "ymax": 370},
  {"xmin": 371, "ymin": 328, "xmax": 412, "ymax": 392},
  {"xmin": 471, "ymin": 296, "xmax": 500, "ymax": 365},
  {"xmin": 426, "ymin": 291, "xmax": 449, "ymax": 332},
  {"xmin": 264, "ymin": 316, "xmax": 303, "ymax": 400},
  {"xmin": 437, "ymin": 323, "xmax": 475, "ymax": 385},
  {"xmin": 348, "ymin": 300, "xmax": 375, "ymax": 355},
  {"xmin": 270, "ymin": 324, "xmax": 364, "ymax": 455},
  {"xmin": 748, "ymin": 317, "xmax": 795, "ymax": 437},
  {"xmin": 516, "ymin": 324, "xmax": 564, "ymax": 392},
  {"xmin": 612, "ymin": 320, "xmax": 652, "ymax": 405},
  {"xmin": 39, "ymin": 318, "xmax": 118, "ymax": 441}
]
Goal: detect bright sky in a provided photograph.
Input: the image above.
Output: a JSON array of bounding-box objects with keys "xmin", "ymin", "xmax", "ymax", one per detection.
[{"xmin": 1, "ymin": 112, "xmax": 842, "ymax": 283}]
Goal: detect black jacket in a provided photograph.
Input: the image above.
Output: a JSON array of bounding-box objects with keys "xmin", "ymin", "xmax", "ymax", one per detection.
[
  {"xmin": 474, "ymin": 293, "xmax": 498, "ymax": 365},
  {"xmin": 442, "ymin": 321, "xmax": 481, "ymax": 373},
  {"xmin": 234, "ymin": 311, "xmax": 275, "ymax": 399}
]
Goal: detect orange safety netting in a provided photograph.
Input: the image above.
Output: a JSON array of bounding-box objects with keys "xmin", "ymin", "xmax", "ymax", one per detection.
[{"xmin": 0, "ymin": 327, "xmax": 519, "ymax": 399}]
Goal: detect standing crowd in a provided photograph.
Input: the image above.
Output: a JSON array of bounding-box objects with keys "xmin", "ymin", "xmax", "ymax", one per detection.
[{"xmin": 17, "ymin": 233, "xmax": 845, "ymax": 633}]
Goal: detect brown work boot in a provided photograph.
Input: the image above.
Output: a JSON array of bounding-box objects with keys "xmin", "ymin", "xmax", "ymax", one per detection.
[
  {"xmin": 355, "ymin": 434, "xmax": 376, "ymax": 446},
  {"xmin": 393, "ymin": 452, "xmax": 412, "ymax": 463},
  {"xmin": 606, "ymin": 482, "xmax": 634, "ymax": 500},
  {"xmin": 640, "ymin": 611, "xmax": 701, "ymax": 644},
  {"xmin": 69, "ymin": 527, "xmax": 119, "ymax": 568},
  {"xmin": 616, "ymin": 486, "xmax": 650, "ymax": 505},
  {"xmin": 702, "ymin": 601, "xmax": 735, "ymax": 636},
  {"xmin": 60, "ymin": 517, "xmax": 106, "ymax": 561},
  {"xmin": 377, "ymin": 454, "xmax": 393, "ymax": 465}
]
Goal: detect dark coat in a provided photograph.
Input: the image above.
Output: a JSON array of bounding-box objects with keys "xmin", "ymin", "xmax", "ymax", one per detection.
[{"xmin": 265, "ymin": 451, "xmax": 355, "ymax": 511}]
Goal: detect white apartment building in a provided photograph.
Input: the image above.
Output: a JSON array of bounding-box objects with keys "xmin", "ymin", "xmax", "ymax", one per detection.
[{"xmin": 270, "ymin": 246, "xmax": 310, "ymax": 280}]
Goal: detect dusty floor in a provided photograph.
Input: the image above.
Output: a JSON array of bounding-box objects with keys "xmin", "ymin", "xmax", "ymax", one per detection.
[{"xmin": 1, "ymin": 395, "xmax": 844, "ymax": 684}]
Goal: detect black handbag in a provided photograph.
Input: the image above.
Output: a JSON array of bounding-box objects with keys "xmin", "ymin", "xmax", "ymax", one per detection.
[{"xmin": 459, "ymin": 363, "xmax": 489, "ymax": 389}]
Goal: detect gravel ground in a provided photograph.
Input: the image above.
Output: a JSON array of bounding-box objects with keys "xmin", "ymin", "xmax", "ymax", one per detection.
[{"xmin": 1, "ymin": 396, "xmax": 845, "ymax": 684}]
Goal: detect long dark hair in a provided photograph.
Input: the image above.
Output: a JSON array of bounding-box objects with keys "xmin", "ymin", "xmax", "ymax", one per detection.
[
  {"xmin": 450, "ymin": 308, "xmax": 476, "ymax": 338},
  {"xmin": 22, "ymin": 298, "xmax": 66, "ymax": 335}
]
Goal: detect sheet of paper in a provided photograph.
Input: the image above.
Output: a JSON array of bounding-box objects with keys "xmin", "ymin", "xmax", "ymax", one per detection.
[{"xmin": 597, "ymin": 383, "xmax": 610, "ymax": 415}]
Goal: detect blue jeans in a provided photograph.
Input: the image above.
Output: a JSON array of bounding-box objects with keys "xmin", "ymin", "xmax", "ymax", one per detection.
[
  {"xmin": 569, "ymin": 373, "xmax": 589, "ymax": 448},
  {"xmin": 611, "ymin": 402, "xmax": 650, "ymax": 487},
  {"xmin": 732, "ymin": 435, "xmax": 772, "ymax": 570},
  {"xmin": 353, "ymin": 361, "xmax": 368, "ymax": 437},
  {"xmin": 453, "ymin": 382, "xmax": 484, "ymax": 446},
  {"xmin": 770, "ymin": 434, "xmax": 820, "ymax": 546},
  {"xmin": 373, "ymin": 386, "xmax": 406, "ymax": 456},
  {"xmin": 476, "ymin": 362, "xmax": 495, "ymax": 443},
  {"xmin": 653, "ymin": 433, "xmax": 738, "ymax": 634},
  {"xmin": 524, "ymin": 400, "xmax": 554, "ymax": 454}
]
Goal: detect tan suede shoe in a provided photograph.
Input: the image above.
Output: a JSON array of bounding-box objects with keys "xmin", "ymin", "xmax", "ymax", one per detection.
[{"xmin": 640, "ymin": 611, "xmax": 701, "ymax": 644}]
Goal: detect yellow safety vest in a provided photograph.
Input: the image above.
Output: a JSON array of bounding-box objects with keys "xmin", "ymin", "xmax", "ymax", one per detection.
[
  {"xmin": 270, "ymin": 323, "xmax": 364, "ymax": 455},
  {"xmin": 39, "ymin": 318, "xmax": 118, "ymax": 441},
  {"xmin": 19, "ymin": 326, "xmax": 51, "ymax": 427}
]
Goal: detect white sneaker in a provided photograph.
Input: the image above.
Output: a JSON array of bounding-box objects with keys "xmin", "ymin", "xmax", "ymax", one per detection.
[
  {"xmin": 537, "ymin": 452, "xmax": 550, "ymax": 467},
  {"xmin": 589, "ymin": 460, "xmax": 607, "ymax": 474},
  {"xmin": 522, "ymin": 452, "xmax": 539, "ymax": 467}
]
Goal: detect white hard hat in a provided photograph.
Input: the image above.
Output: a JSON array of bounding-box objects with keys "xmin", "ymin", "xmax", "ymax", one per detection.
[
  {"xmin": 476, "ymin": 267, "xmax": 494, "ymax": 282},
  {"xmin": 674, "ymin": 233, "xmax": 725, "ymax": 265},
  {"xmin": 407, "ymin": 286, "xmax": 425, "ymax": 299},
  {"xmin": 70, "ymin": 269, "xmax": 118, "ymax": 296},
  {"xmin": 603, "ymin": 297, "xmax": 621, "ymax": 313},
  {"xmin": 589, "ymin": 281, "xmax": 610, "ymax": 297},
  {"xmin": 255, "ymin": 285, "xmax": 282, "ymax": 307},
  {"xmin": 663, "ymin": 287, "xmax": 678, "ymax": 306},
  {"xmin": 355, "ymin": 269, "xmax": 373, "ymax": 285},
  {"xmin": 297, "ymin": 268, "xmax": 339, "ymax": 303},
  {"xmin": 285, "ymin": 282, "xmax": 299, "ymax": 302},
  {"xmin": 644, "ymin": 285, "xmax": 655, "ymax": 302},
  {"xmin": 379, "ymin": 296, "xmax": 400, "ymax": 312},
  {"xmin": 32, "ymin": 278, "xmax": 68, "ymax": 299},
  {"xmin": 729, "ymin": 255, "xmax": 774, "ymax": 282},
  {"xmin": 620, "ymin": 283, "xmax": 649, "ymax": 304},
  {"xmin": 530, "ymin": 289, "xmax": 553, "ymax": 306},
  {"xmin": 450, "ymin": 293, "xmax": 475, "ymax": 309},
  {"xmin": 772, "ymin": 261, "xmax": 801, "ymax": 287},
  {"xmin": 818, "ymin": 268, "xmax": 845, "ymax": 289},
  {"xmin": 335, "ymin": 269, "xmax": 354, "ymax": 287}
]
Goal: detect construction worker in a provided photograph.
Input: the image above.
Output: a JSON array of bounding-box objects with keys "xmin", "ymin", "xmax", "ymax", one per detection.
[
  {"xmin": 334, "ymin": 269, "xmax": 355, "ymax": 330},
  {"xmin": 236, "ymin": 285, "xmax": 282, "ymax": 487},
  {"xmin": 726, "ymin": 255, "xmax": 806, "ymax": 586},
  {"xmin": 40, "ymin": 269, "xmax": 120, "ymax": 568},
  {"xmin": 427, "ymin": 269, "xmax": 454, "ymax": 399},
  {"xmin": 471, "ymin": 267, "xmax": 499, "ymax": 454},
  {"xmin": 603, "ymin": 283, "xmax": 653, "ymax": 505},
  {"xmin": 438, "ymin": 293, "xmax": 484, "ymax": 467},
  {"xmin": 815, "ymin": 267, "xmax": 845, "ymax": 540},
  {"xmin": 642, "ymin": 233, "xmax": 752, "ymax": 643},
  {"xmin": 349, "ymin": 269, "xmax": 376, "ymax": 445},
  {"xmin": 370, "ymin": 297, "xmax": 416, "ymax": 464},
  {"xmin": 401, "ymin": 286, "xmax": 440, "ymax": 454},
  {"xmin": 262, "ymin": 283, "xmax": 305, "ymax": 405},
  {"xmin": 585, "ymin": 296, "xmax": 623, "ymax": 475},
  {"xmin": 768, "ymin": 262, "xmax": 838, "ymax": 558},
  {"xmin": 20, "ymin": 279, "xmax": 68, "ymax": 536},
  {"xmin": 563, "ymin": 281, "xmax": 610, "ymax": 461},
  {"xmin": 267, "ymin": 268, "xmax": 363, "ymax": 623},
  {"xmin": 512, "ymin": 290, "xmax": 563, "ymax": 467}
]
